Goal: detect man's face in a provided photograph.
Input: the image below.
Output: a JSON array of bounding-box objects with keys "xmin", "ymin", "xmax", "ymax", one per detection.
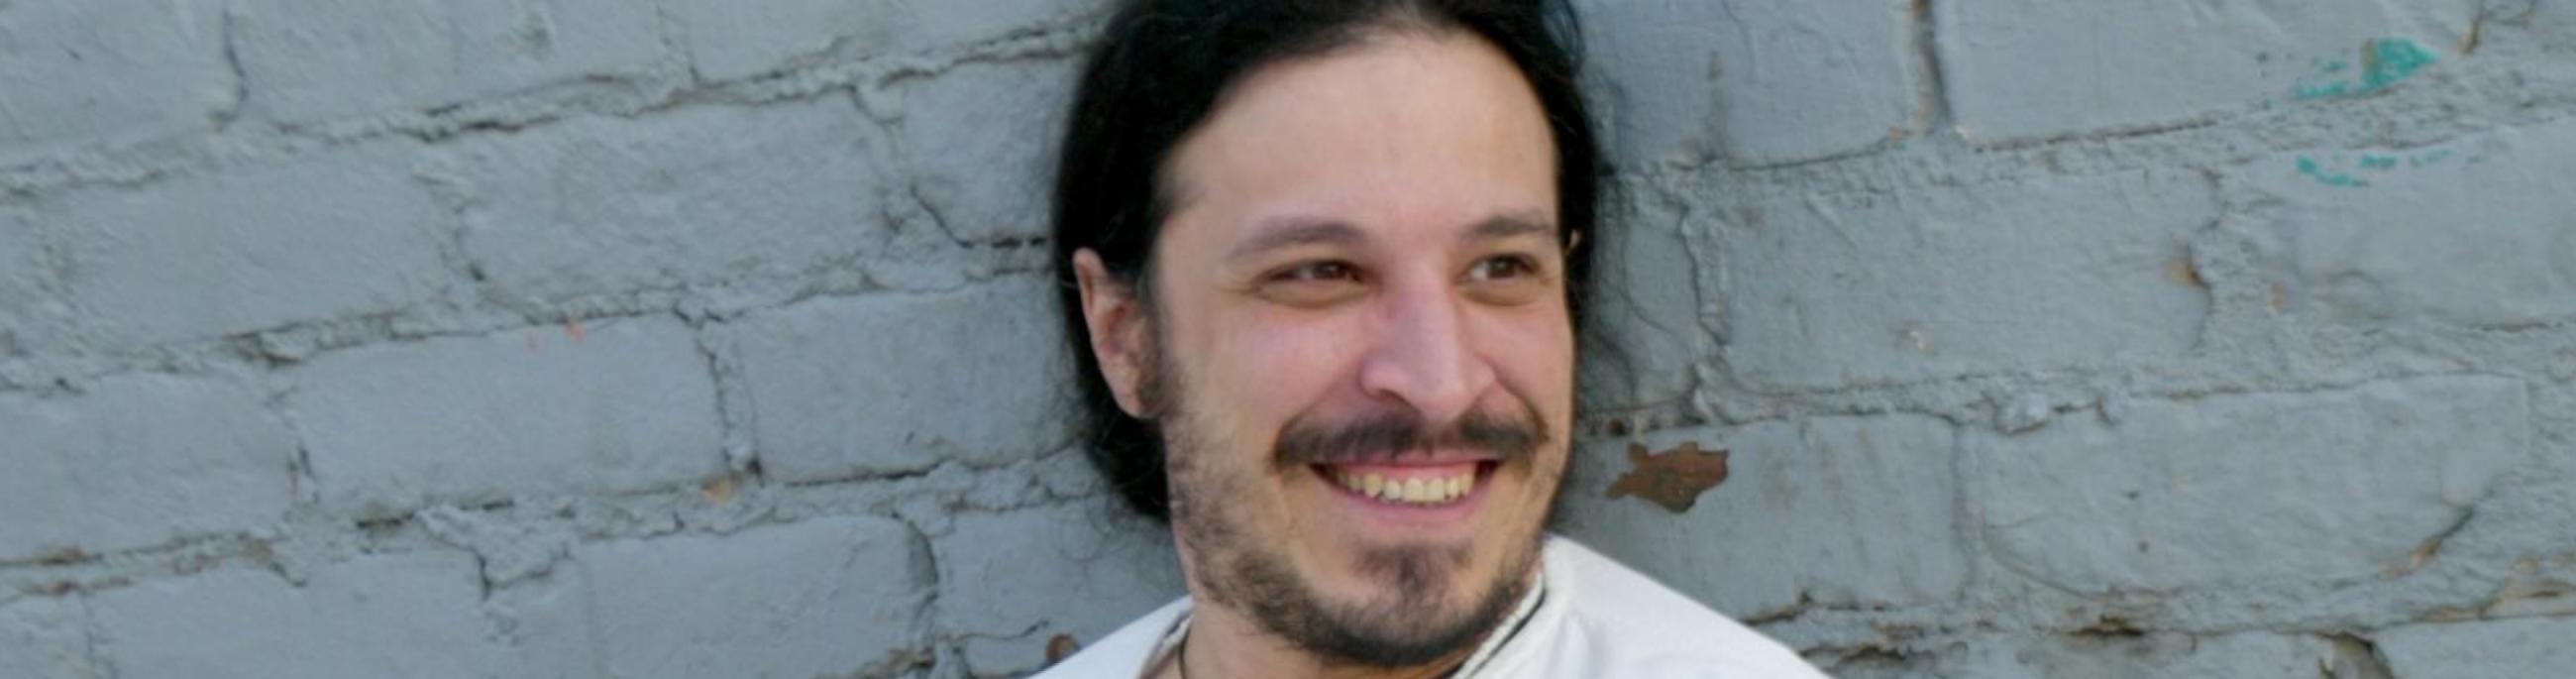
[{"xmin": 1096, "ymin": 30, "xmax": 1575, "ymax": 665}]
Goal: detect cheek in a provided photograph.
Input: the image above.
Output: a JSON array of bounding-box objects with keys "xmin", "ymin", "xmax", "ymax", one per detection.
[
  {"xmin": 1191, "ymin": 311, "xmax": 1368, "ymax": 438},
  {"xmin": 1481, "ymin": 309, "xmax": 1575, "ymax": 406}
]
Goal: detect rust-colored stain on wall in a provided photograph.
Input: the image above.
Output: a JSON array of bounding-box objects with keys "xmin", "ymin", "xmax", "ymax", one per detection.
[
  {"xmin": 1045, "ymin": 633, "xmax": 1082, "ymax": 666},
  {"xmin": 700, "ymin": 477, "xmax": 734, "ymax": 505},
  {"xmin": 1605, "ymin": 441, "xmax": 1730, "ymax": 513}
]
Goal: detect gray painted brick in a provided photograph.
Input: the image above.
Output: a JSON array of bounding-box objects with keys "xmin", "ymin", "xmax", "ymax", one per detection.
[
  {"xmin": 1560, "ymin": 414, "xmax": 1969, "ymax": 618},
  {"xmin": 51, "ymin": 143, "xmax": 451, "ymax": 346},
  {"xmin": 1968, "ymin": 376, "xmax": 2529, "ymax": 594},
  {"xmin": 872, "ymin": 0, "xmax": 1099, "ymax": 52},
  {"xmin": 1952, "ymin": 631, "xmax": 2332, "ymax": 679},
  {"xmin": 0, "ymin": 374, "xmax": 293, "ymax": 560},
  {"xmin": 934, "ymin": 501, "xmax": 1182, "ymax": 676},
  {"xmin": 1714, "ymin": 170, "xmax": 2214, "ymax": 389},
  {"xmin": 0, "ymin": 0, "xmax": 232, "ymax": 157},
  {"xmin": 2, "ymin": 0, "xmax": 2574, "ymax": 674},
  {"xmin": 1583, "ymin": 190, "xmax": 1706, "ymax": 408},
  {"xmin": 2375, "ymin": 617, "xmax": 2576, "ymax": 678},
  {"xmin": 89, "ymin": 551, "xmax": 501, "ymax": 679},
  {"xmin": 230, "ymin": 0, "xmax": 666, "ymax": 122},
  {"xmin": 0, "ymin": 597, "xmax": 92, "ymax": 679},
  {"xmin": 1938, "ymin": 0, "xmax": 2465, "ymax": 144},
  {"xmin": 0, "ymin": 207, "xmax": 44, "ymax": 353},
  {"xmin": 2538, "ymin": 3, "xmax": 2576, "ymax": 56},
  {"xmin": 1580, "ymin": 0, "xmax": 1914, "ymax": 167},
  {"xmin": 2237, "ymin": 119, "xmax": 2576, "ymax": 327},
  {"xmin": 440, "ymin": 98, "xmax": 889, "ymax": 304},
  {"xmin": 506, "ymin": 515, "xmax": 927, "ymax": 679},
  {"xmin": 669, "ymin": 0, "xmax": 898, "ymax": 82},
  {"xmin": 289, "ymin": 317, "xmax": 723, "ymax": 516},
  {"xmin": 892, "ymin": 58, "xmax": 1079, "ymax": 244},
  {"xmin": 723, "ymin": 277, "xmax": 1072, "ymax": 481},
  {"xmin": 2488, "ymin": 559, "xmax": 2576, "ymax": 619},
  {"xmin": 671, "ymin": 0, "xmax": 1093, "ymax": 81}
]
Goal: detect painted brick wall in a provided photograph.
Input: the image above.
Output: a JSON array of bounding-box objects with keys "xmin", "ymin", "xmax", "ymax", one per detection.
[{"xmin": 2, "ymin": 1, "xmax": 2570, "ymax": 677}]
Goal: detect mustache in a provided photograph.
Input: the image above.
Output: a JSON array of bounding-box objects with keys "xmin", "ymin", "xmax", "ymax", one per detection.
[{"xmin": 1274, "ymin": 404, "xmax": 1550, "ymax": 467}]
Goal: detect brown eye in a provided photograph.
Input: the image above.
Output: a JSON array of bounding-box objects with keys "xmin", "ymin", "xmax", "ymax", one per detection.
[
  {"xmin": 1463, "ymin": 254, "xmax": 1551, "ymax": 305},
  {"xmin": 1279, "ymin": 261, "xmax": 1356, "ymax": 283},
  {"xmin": 1466, "ymin": 256, "xmax": 1536, "ymax": 282},
  {"xmin": 1258, "ymin": 260, "xmax": 1367, "ymax": 307}
]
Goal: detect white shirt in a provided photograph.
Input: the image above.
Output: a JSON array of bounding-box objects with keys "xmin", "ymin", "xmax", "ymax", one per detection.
[{"xmin": 1036, "ymin": 536, "xmax": 1829, "ymax": 678}]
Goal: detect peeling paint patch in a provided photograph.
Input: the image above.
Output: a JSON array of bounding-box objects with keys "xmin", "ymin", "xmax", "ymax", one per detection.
[
  {"xmin": 1605, "ymin": 441, "xmax": 1730, "ymax": 512},
  {"xmin": 2293, "ymin": 38, "xmax": 2436, "ymax": 100}
]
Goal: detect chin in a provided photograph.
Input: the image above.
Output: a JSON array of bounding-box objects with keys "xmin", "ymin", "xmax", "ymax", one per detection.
[
  {"xmin": 1258, "ymin": 538, "xmax": 1529, "ymax": 668},
  {"xmin": 1314, "ymin": 574, "xmax": 1516, "ymax": 664}
]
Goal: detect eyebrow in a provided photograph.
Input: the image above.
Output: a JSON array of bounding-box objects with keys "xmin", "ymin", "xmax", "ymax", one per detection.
[
  {"xmin": 1226, "ymin": 211, "xmax": 1558, "ymax": 262},
  {"xmin": 1227, "ymin": 217, "xmax": 1363, "ymax": 261},
  {"xmin": 1464, "ymin": 212, "xmax": 1556, "ymax": 243}
]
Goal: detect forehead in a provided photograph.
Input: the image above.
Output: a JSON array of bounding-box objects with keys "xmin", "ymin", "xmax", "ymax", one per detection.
[{"xmin": 1159, "ymin": 29, "xmax": 1558, "ymax": 252}]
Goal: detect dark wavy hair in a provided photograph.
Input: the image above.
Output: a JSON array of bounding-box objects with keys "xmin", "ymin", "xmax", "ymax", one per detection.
[{"xmin": 1051, "ymin": 0, "xmax": 1606, "ymax": 520}]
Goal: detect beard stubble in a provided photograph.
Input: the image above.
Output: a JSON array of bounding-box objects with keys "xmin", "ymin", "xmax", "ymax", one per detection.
[{"xmin": 1143, "ymin": 336, "xmax": 1562, "ymax": 669}]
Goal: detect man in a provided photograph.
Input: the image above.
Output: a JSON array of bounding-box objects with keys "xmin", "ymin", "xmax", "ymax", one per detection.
[{"xmin": 1043, "ymin": 1, "xmax": 1826, "ymax": 676}]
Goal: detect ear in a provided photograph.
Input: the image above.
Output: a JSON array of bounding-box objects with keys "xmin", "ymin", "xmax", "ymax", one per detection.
[{"xmin": 1072, "ymin": 249, "xmax": 1154, "ymax": 417}]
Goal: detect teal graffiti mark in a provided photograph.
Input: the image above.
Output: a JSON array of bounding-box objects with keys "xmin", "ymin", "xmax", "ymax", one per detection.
[
  {"xmin": 2298, "ymin": 156, "xmax": 2368, "ymax": 187},
  {"xmin": 2293, "ymin": 39, "xmax": 2437, "ymax": 100},
  {"xmin": 2295, "ymin": 148, "xmax": 2456, "ymax": 187}
]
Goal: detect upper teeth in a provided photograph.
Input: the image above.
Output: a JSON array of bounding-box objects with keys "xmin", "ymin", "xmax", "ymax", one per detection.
[{"xmin": 1335, "ymin": 470, "xmax": 1474, "ymax": 506}]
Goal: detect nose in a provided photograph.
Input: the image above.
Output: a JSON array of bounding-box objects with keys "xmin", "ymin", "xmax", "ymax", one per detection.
[{"xmin": 1355, "ymin": 280, "xmax": 1496, "ymax": 426}]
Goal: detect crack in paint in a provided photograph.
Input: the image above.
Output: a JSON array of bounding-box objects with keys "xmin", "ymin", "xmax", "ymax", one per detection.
[
  {"xmin": 213, "ymin": 5, "xmax": 251, "ymax": 132},
  {"xmin": 2324, "ymin": 632, "xmax": 2397, "ymax": 679}
]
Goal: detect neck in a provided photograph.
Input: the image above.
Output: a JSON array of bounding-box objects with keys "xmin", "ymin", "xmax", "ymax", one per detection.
[{"xmin": 1178, "ymin": 603, "xmax": 1478, "ymax": 679}]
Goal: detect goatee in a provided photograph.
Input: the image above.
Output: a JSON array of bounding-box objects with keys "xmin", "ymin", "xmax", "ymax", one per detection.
[{"xmin": 1165, "ymin": 402, "xmax": 1555, "ymax": 668}]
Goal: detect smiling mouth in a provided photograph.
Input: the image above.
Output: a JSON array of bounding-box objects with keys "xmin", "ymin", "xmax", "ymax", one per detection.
[{"xmin": 1312, "ymin": 461, "xmax": 1498, "ymax": 508}]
